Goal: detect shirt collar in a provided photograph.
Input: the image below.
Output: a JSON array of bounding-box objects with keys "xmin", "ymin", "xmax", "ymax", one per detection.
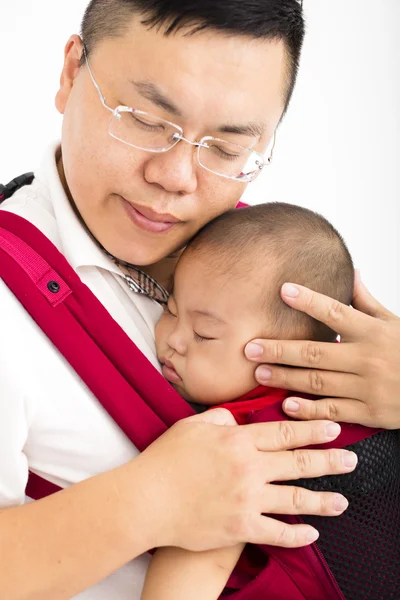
[{"xmin": 35, "ymin": 142, "xmax": 122, "ymax": 276}]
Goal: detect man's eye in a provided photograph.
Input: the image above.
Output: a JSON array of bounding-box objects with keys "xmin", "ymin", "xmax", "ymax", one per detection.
[
  {"xmin": 131, "ymin": 114, "xmax": 165, "ymax": 132},
  {"xmin": 194, "ymin": 332, "xmax": 214, "ymax": 342}
]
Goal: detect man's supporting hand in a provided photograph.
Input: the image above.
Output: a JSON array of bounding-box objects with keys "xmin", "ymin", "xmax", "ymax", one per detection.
[{"xmin": 141, "ymin": 410, "xmax": 356, "ymax": 551}]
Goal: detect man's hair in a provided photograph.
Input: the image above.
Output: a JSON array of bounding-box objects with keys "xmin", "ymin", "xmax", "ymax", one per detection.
[
  {"xmin": 185, "ymin": 203, "xmax": 354, "ymax": 342},
  {"xmin": 80, "ymin": 0, "xmax": 305, "ymax": 113}
]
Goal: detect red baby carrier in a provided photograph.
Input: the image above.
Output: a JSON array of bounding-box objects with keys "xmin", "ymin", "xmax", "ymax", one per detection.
[{"xmin": 1, "ymin": 174, "xmax": 399, "ymax": 600}]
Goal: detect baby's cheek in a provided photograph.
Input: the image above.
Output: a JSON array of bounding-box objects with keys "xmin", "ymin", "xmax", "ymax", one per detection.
[
  {"xmin": 184, "ymin": 356, "xmax": 227, "ymax": 405},
  {"xmin": 216, "ymin": 355, "xmax": 258, "ymax": 402}
]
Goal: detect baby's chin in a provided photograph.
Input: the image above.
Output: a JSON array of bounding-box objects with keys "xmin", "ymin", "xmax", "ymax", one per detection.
[
  {"xmin": 171, "ymin": 381, "xmax": 205, "ymax": 405},
  {"xmin": 170, "ymin": 381, "xmax": 193, "ymax": 402},
  {"xmin": 170, "ymin": 380, "xmax": 233, "ymax": 407}
]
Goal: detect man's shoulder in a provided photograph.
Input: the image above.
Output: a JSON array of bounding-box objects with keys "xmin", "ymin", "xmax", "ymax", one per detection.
[
  {"xmin": 0, "ymin": 173, "xmax": 61, "ymax": 248},
  {"xmin": 1, "ymin": 172, "xmax": 52, "ymax": 213}
]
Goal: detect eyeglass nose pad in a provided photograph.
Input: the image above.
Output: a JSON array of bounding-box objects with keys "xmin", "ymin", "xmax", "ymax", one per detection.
[{"xmin": 172, "ymin": 133, "xmax": 182, "ymax": 142}]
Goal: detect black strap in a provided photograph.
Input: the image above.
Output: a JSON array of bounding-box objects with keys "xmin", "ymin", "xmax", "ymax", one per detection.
[{"xmin": 0, "ymin": 173, "xmax": 34, "ymax": 203}]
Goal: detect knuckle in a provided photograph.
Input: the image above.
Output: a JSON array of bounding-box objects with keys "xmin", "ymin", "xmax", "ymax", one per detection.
[
  {"xmin": 232, "ymin": 454, "xmax": 252, "ymax": 479},
  {"xmin": 225, "ymin": 426, "xmax": 249, "ymax": 450},
  {"xmin": 373, "ymin": 320, "xmax": 388, "ymax": 341},
  {"xmin": 308, "ymin": 370, "xmax": 325, "ymax": 393},
  {"xmin": 226, "ymin": 433, "xmax": 257, "ymax": 479},
  {"xmin": 294, "ymin": 450, "xmax": 312, "ymax": 474},
  {"xmin": 234, "ymin": 486, "xmax": 253, "ymax": 510},
  {"xmin": 363, "ymin": 355, "xmax": 382, "ymax": 378},
  {"xmin": 373, "ymin": 321, "xmax": 394, "ymax": 355},
  {"xmin": 328, "ymin": 300, "xmax": 345, "ymax": 323},
  {"xmin": 272, "ymin": 342, "xmax": 284, "ymax": 361},
  {"xmin": 291, "ymin": 486, "xmax": 306, "ymax": 511},
  {"xmin": 365, "ymin": 401, "xmax": 387, "ymax": 428},
  {"xmin": 325, "ymin": 401, "xmax": 339, "ymax": 421},
  {"xmin": 302, "ymin": 342, "xmax": 323, "ymax": 366},
  {"xmin": 310, "ymin": 402, "xmax": 321, "ymax": 420},
  {"xmin": 305, "ymin": 290, "xmax": 316, "ymax": 310},
  {"xmin": 226, "ymin": 512, "xmax": 250, "ymax": 541},
  {"xmin": 274, "ymin": 524, "xmax": 294, "ymax": 547},
  {"xmin": 318, "ymin": 492, "xmax": 332, "ymax": 516},
  {"xmin": 280, "ymin": 369, "xmax": 291, "ymax": 390},
  {"xmin": 328, "ymin": 449, "xmax": 340, "ymax": 470},
  {"xmin": 278, "ymin": 421, "xmax": 295, "ymax": 447}
]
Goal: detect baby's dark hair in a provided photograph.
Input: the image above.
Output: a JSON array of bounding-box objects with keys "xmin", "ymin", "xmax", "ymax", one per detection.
[{"xmin": 185, "ymin": 202, "xmax": 354, "ymax": 342}]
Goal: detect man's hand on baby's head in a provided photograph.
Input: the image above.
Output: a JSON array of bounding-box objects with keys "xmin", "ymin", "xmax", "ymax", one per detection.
[
  {"xmin": 141, "ymin": 411, "xmax": 356, "ymax": 552},
  {"xmin": 245, "ymin": 276, "xmax": 400, "ymax": 429}
]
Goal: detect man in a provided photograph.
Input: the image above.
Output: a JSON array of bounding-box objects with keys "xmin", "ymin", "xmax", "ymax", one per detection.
[{"xmin": 0, "ymin": 1, "xmax": 398, "ymax": 599}]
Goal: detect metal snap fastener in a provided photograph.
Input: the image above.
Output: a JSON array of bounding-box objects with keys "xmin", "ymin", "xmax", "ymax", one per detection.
[{"xmin": 47, "ymin": 280, "xmax": 60, "ymax": 293}]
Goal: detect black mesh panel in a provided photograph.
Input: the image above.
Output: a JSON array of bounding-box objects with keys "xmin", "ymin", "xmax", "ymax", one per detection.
[{"xmin": 296, "ymin": 431, "xmax": 400, "ymax": 600}]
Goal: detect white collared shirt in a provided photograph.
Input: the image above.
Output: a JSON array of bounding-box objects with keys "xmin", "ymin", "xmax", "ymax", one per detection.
[{"xmin": 0, "ymin": 143, "xmax": 164, "ymax": 599}]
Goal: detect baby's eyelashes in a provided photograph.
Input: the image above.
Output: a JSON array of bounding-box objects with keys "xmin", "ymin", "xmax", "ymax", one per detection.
[{"xmin": 193, "ymin": 332, "xmax": 215, "ymax": 343}]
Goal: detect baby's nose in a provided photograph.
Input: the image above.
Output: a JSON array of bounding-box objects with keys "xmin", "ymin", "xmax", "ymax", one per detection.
[{"xmin": 168, "ymin": 331, "xmax": 188, "ymax": 356}]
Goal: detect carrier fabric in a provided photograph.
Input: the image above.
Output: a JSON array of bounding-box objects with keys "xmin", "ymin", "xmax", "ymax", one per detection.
[{"xmin": 298, "ymin": 430, "xmax": 400, "ymax": 600}]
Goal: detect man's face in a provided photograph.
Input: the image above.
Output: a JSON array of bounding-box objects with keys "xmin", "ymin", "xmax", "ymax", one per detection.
[
  {"xmin": 155, "ymin": 252, "xmax": 269, "ymax": 404},
  {"xmin": 56, "ymin": 20, "xmax": 286, "ymax": 265}
]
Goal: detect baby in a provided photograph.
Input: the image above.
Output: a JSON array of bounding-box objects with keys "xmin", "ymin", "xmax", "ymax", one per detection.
[{"xmin": 141, "ymin": 202, "xmax": 400, "ymax": 600}]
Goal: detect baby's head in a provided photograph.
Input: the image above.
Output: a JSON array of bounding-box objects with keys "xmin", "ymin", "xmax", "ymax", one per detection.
[{"xmin": 155, "ymin": 202, "xmax": 354, "ymax": 405}]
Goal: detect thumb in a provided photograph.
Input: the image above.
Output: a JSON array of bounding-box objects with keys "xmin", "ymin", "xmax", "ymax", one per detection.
[
  {"xmin": 353, "ymin": 270, "xmax": 392, "ymax": 319},
  {"xmin": 188, "ymin": 408, "xmax": 238, "ymax": 426}
]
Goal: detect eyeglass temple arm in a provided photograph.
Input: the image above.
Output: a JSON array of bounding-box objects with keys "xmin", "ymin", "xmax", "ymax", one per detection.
[
  {"xmin": 82, "ymin": 46, "xmax": 114, "ymax": 114},
  {"xmin": 267, "ymin": 131, "xmax": 277, "ymax": 164}
]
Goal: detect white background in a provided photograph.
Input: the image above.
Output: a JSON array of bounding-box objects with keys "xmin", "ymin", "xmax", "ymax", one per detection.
[{"xmin": 1, "ymin": 1, "xmax": 399, "ymax": 312}]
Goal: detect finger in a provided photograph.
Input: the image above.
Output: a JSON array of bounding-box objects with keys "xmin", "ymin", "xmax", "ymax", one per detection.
[
  {"xmin": 282, "ymin": 396, "xmax": 373, "ymax": 426},
  {"xmin": 250, "ymin": 515, "xmax": 320, "ymax": 548},
  {"xmin": 254, "ymin": 365, "xmax": 362, "ymax": 399},
  {"xmin": 280, "ymin": 282, "xmax": 372, "ymax": 338},
  {"xmin": 262, "ymin": 483, "xmax": 349, "ymax": 516},
  {"xmin": 250, "ymin": 419, "xmax": 342, "ymax": 451},
  {"xmin": 353, "ymin": 271, "xmax": 393, "ymax": 320},
  {"xmin": 245, "ymin": 338, "xmax": 359, "ymax": 372},
  {"xmin": 188, "ymin": 408, "xmax": 238, "ymax": 426},
  {"xmin": 267, "ymin": 447, "xmax": 358, "ymax": 482}
]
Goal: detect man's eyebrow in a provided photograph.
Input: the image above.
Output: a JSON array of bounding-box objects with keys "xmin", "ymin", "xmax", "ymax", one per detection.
[
  {"xmin": 218, "ymin": 122, "xmax": 266, "ymax": 138},
  {"xmin": 192, "ymin": 309, "xmax": 227, "ymax": 324},
  {"xmin": 130, "ymin": 81, "xmax": 265, "ymax": 137},
  {"xmin": 131, "ymin": 81, "xmax": 182, "ymax": 117}
]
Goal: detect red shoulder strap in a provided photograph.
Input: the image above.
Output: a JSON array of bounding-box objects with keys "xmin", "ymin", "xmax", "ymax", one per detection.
[{"xmin": 0, "ymin": 211, "xmax": 194, "ymax": 498}]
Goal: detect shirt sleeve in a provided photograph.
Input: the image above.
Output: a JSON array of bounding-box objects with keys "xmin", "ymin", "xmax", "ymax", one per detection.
[{"xmin": 0, "ymin": 280, "xmax": 31, "ymax": 507}]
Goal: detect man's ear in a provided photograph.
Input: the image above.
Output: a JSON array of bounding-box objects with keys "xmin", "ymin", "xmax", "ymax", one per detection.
[{"xmin": 55, "ymin": 34, "xmax": 84, "ymax": 115}]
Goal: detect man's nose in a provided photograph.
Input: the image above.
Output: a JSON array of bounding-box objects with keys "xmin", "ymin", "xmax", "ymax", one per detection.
[{"xmin": 144, "ymin": 141, "xmax": 198, "ymax": 195}]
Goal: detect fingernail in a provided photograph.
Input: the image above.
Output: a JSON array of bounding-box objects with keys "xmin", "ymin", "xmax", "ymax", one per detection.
[
  {"xmin": 245, "ymin": 342, "xmax": 263, "ymax": 359},
  {"xmin": 285, "ymin": 399, "xmax": 300, "ymax": 412},
  {"xmin": 256, "ymin": 366, "xmax": 272, "ymax": 382},
  {"xmin": 307, "ymin": 528, "xmax": 319, "ymax": 544},
  {"xmin": 343, "ymin": 451, "xmax": 358, "ymax": 468},
  {"xmin": 325, "ymin": 422, "xmax": 341, "ymax": 438},
  {"xmin": 282, "ymin": 283, "xmax": 299, "ymax": 298},
  {"xmin": 333, "ymin": 494, "xmax": 349, "ymax": 512}
]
